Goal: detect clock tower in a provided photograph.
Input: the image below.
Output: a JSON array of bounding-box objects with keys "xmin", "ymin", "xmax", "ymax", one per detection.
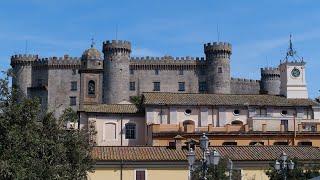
[{"xmin": 279, "ymin": 35, "xmax": 308, "ymax": 99}]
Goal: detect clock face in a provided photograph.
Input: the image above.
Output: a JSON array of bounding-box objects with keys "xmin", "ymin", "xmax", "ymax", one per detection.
[{"xmin": 291, "ymin": 68, "xmax": 300, "ymax": 77}]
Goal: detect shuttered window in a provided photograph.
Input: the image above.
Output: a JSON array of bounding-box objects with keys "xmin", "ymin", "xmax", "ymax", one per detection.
[{"xmin": 135, "ymin": 170, "xmax": 145, "ymax": 180}]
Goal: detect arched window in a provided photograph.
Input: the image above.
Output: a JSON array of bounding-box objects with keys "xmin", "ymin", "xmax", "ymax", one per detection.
[
  {"xmin": 125, "ymin": 123, "xmax": 136, "ymax": 139},
  {"xmin": 103, "ymin": 123, "xmax": 116, "ymax": 140},
  {"xmin": 88, "ymin": 80, "xmax": 95, "ymax": 95}
]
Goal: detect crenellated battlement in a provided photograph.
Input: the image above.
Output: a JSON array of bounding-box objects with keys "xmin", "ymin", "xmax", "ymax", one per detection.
[
  {"xmin": 10, "ymin": 54, "xmax": 39, "ymax": 66},
  {"xmin": 261, "ymin": 67, "xmax": 280, "ymax": 78},
  {"xmin": 129, "ymin": 56, "xmax": 206, "ymax": 70},
  {"xmin": 130, "ymin": 56, "xmax": 205, "ymax": 61},
  {"xmin": 204, "ymin": 42, "xmax": 232, "ymax": 55},
  {"xmin": 103, "ymin": 40, "xmax": 131, "ymax": 54},
  {"xmin": 231, "ymin": 77, "xmax": 260, "ymax": 83}
]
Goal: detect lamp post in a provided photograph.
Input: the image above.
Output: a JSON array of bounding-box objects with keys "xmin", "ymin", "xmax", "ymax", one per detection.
[
  {"xmin": 227, "ymin": 158, "xmax": 233, "ymax": 180},
  {"xmin": 187, "ymin": 133, "xmax": 221, "ymax": 180},
  {"xmin": 274, "ymin": 152, "xmax": 295, "ymax": 180}
]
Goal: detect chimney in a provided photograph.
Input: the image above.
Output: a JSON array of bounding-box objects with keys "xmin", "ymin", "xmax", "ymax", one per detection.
[{"xmin": 173, "ymin": 135, "xmax": 184, "ymax": 150}]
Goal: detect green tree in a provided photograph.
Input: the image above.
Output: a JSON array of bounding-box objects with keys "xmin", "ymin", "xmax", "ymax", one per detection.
[
  {"xmin": 265, "ymin": 158, "xmax": 320, "ymax": 180},
  {"xmin": 191, "ymin": 159, "xmax": 241, "ymax": 180},
  {"xmin": 0, "ymin": 71, "xmax": 95, "ymax": 179}
]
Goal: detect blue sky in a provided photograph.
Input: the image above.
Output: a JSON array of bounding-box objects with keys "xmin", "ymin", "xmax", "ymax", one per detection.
[{"xmin": 0, "ymin": 0, "xmax": 319, "ymax": 98}]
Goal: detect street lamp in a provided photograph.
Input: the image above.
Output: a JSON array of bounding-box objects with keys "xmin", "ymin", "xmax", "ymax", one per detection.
[
  {"xmin": 187, "ymin": 148, "xmax": 196, "ymax": 180},
  {"xmin": 186, "ymin": 133, "xmax": 221, "ymax": 180},
  {"xmin": 227, "ymin": 158, "xmax": 233, "ymax": 180},
  {"xmin": 274, "ymin": 151, "xmax": 295, "ymax": 180}
]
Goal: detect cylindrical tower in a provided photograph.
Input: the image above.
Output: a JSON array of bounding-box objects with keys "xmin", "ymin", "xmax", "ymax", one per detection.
[
  {"xmin": 260, "ymin": 67, "xmax": 280, "ymax": 95},
  {"xmin": 204, "ymin": 42, "xmax": 232, "ymax": 94},
  {"xmin": 10, "ymin": 54, "xmax": 38, "ymax": 98},
  {"xmin": 103, "ymin": 40, "xmax": 131, "ymax": 104}
]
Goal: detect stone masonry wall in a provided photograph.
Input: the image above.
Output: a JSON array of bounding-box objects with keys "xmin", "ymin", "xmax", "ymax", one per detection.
[{"xmin": 230, "ymin": 78, "xmax": 261, "ymax": 94}]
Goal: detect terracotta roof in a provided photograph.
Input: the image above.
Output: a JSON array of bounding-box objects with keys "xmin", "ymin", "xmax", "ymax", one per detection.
[
  {"xmin": 80, "ymin": 104, "xmax": 140, "ymax": 114},
  {"xmin": 92, "ymin": 146, "xmax": 320, "ymax": 162},
  {"xmin": 142, "ymin": 92, "xmax": 319, "ymax": 107}
]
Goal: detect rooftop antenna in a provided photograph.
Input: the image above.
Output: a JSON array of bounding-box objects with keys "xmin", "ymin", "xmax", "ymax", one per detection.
[
  {"xmin": 116, "ymin": 24, "xmax": 118, "ymax": 41},
  {"xmin": 216, "ymin": 24, "xmax": 220, "ymax": 42},
  {"xmin": 266, "ymin": 56, "xmax": 269, "ymax": 67},
  {"xmin": 90, "ymin": 37, "xmax": 95, "ymax": 48},
  {"xmin": 25, "ymin": 40, "xmax": 28, "ymax": 54}
]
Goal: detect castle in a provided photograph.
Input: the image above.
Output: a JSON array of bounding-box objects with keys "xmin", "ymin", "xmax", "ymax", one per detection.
[{"xmin": 11, "ymin": 38, "xmax": 320, "ymax": 147}]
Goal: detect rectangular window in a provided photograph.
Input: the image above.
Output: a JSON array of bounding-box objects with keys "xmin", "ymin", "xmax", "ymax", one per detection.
[
  {"xmin": 125, "ymin": 123, "xmax": 136, "ymax": 139},
  {"xmin": 179, "ymin": 69, "xmax": 184, "ymax": 75},
  {"xmin": 130, "ymin": 82, "xmax": 135, "ymax": 91},
  {"xmin": 199, "ymin": 81, "xmax": 207, "ymax": 92},
  {"xmin": 37, "ymin": 79, "xmax": 43, "ymax": 86},
  {"xmin": 130, "ymin": 69, "xmax": 134, "ymax": 75},
  {"xmin": 153, "ymin": 82, "xmax": 160, "ymax": 91},
  {"xmin": 71, "ymin": 81, "xmax": 77, "ymax": 91},
  {"xmin": 135, "ymin": 170, "xmax": 146, "ymax": 180},
  {"xmin": 155, "ymin": 69, "xmax": 159, "ymax": 75},
  {"xmin": 218, "ymin": 67, "xmax": 223, "ymax": 73},
  {"xmin": 178, "ymin": 82, "xmax": 185, "ymax": 91},
  {"xmin": 70, "ymin": 96, "xmax": 76, "ymax": 106}
]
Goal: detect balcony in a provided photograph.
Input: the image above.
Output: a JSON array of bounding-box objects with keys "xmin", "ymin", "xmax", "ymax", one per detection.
[{"xmin": 149, "ymin": 123, "xmax": 247, "ymax": 134}]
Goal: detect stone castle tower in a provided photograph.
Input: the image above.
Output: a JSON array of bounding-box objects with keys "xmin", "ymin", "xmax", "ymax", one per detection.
[
  {"xmin": 204, "ymin": 42, "xmax": 232, "ymax": 94},
  {"xmin": 103, "ymin": 40, "xmax": 131, "ymax": 104},
  {"xmin": 260, "ymin": 67, "xmax": 281, "ymax": 95},
  {"xmin": 10, "ymin": 54, "xmax": 38, "ymax": 97}
]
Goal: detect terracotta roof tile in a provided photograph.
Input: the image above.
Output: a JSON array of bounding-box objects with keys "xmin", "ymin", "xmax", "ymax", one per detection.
[
  {"xmin": 142, "ymin": 92, "xmax": 319, "ymax": 107},
  {"xmin": 80, "ymin": 104, "xmax": 141, "ymax": 114},
  {"xmin": 92, "ymin": 146, "xmax": 320, "ymax": 162}
]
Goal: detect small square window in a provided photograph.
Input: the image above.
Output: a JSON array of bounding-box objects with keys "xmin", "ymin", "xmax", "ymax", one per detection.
[
  {"xmin": 178, "ymin": 82, "xmax": 185, "ymax": 91},
  {"xmin": 71, "ymin": 81, "xmax": 77, "ymax": 91},
  {"xmin": 155, "ymin": 69, "xmax": 159, "ymax": 75},
  {"xmin": 72, "ymin": 69, "xmax": 77, "ymax": 75},
  {"xmin": 218, "ymin": 67, "xmax": 223, "ymax": 73},
  {"xmin": 70, "ymin": 96, "xmax": 76, "ymax": 106},
  {"xmin": 153, "ymin": 82, "xmax": 160, "ymax": 91},
  {"xmin": 179, "ymin": 69, "xmax": 184, "ymax": 75},
  {"xmin": 130, "ymin": 82, "xmax": 135, "ymax": 91},
  {"xmin": 130, "ymin": 69, "xmax": 134, "ymax": 75},
  {"xmin": 199, "ymin": 81, "xmax": 207, "ymax": 92}
]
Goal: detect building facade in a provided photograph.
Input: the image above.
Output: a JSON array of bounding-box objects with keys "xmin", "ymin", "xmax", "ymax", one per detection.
[{"xmin": 11, "ymin": 38, "xmax": 320, "ymax": 147}]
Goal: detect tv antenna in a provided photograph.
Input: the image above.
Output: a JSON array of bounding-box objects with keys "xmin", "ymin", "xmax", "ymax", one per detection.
[{"xmin": 216, "ymin": 24, "xmax": 220, "ymax": 42}]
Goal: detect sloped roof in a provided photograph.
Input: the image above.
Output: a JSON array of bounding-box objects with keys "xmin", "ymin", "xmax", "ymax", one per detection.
[
  {"xmin": 92, "ymin": 146, "xmax": 320, "ymax": 162},
  {"xmin": 142, "ymin": 92, "xmax": 319, "ymax": 107},
  {"xmin": 80, "ymin": 104, "xmax": 141, "ymax": 114}
]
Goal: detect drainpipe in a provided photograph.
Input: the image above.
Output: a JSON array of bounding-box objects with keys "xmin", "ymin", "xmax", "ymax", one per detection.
[
  {"xmin": 293, "ymin": 110, "xmax": 297, "ymax": 145},
  {"xmin": 121, "ymin": 113, "xmax": 123, "ymax": 146},
  {"xmin": 120, "ymin": 160, "xmax": 123, "ymax": 180}
]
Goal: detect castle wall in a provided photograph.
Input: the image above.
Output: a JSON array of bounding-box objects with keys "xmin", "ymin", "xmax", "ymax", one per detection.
[
  {"xmin": 47, "ymin": 68, "xmax": 80, "ymax": 118},
  {"xmin": 230, "ymin": 78, "xmax": 260, "ymax": 94},
  {"xmin": 129, "ymin": 69, "xmax": 206, "ymax": 96}
]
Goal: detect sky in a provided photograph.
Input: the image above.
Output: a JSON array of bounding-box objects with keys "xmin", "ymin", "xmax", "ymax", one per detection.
[{"xmin": 0, "ymin": 0, "xmax": 319, "ymax": 98}]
